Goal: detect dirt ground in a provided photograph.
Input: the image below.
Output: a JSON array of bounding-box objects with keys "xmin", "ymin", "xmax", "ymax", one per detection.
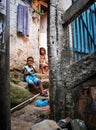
[{"xmin": 11, "ymin": 96, "xmax": 50, "ymax": 130}]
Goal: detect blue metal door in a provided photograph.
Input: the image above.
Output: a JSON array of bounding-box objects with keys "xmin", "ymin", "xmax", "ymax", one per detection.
[{"xmin": 71, "ymin": 1, "xmax": 96, "ymax": 61}]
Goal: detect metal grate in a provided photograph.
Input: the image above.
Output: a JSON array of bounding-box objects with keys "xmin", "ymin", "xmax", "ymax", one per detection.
[{"xmin": 71, "ymin": 1, "xmax": 96, "ymax": 61}]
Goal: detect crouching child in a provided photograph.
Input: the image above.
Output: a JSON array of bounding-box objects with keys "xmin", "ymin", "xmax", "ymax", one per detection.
[{"xmin": 23, "ymin": 56, "xmax": 48, "ymax": 97}]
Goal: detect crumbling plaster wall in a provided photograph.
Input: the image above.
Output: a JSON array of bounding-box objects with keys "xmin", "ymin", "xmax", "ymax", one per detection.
[
  {"xmin": 10, "ymin": 0, "xmax": 72, "ymax": 70},
  {"xmin": 10, "ymin": 0, "xmax": 40, "ymax": 69}
]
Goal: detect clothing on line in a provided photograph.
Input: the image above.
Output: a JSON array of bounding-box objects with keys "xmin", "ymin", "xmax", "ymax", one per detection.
[{"xmin": 17, "ymin": 3, "xmax": 29, "ymax": 36}]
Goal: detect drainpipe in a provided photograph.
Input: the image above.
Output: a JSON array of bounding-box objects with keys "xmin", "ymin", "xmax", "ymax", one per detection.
[{"xmin": 0, "ymin": 0, "xmax": 11, "ymax": 129}]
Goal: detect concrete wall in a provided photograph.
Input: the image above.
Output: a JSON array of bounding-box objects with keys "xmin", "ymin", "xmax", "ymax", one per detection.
[
  {"xmin": 73, "ymin": 79, "xmax": 96, "ymax": 129},
  {"xmin": 62, "ymin": 0, "xmax": 72, "ymax": 10},
  {"xmin": 63, "ymin": 52, "xmax": 96, "ymax": 128},
  {"xmin": 10, "ymin": 0, "xmax": 40, "ymax": 69}
]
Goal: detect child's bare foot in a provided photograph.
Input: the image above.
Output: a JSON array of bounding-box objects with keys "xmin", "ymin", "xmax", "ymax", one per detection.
[{"xmin": 40, "ymin": 92, "xmax": 48, "ymax": 97}]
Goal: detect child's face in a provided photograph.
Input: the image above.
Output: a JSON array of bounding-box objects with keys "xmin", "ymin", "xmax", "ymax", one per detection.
[
  {"xmin": 27, "ymin": 58, "xmax": 34, "ymax": 66},
  {"xmin": 41, "ymin": 49, "xmax": 45, "ymax": 55}
]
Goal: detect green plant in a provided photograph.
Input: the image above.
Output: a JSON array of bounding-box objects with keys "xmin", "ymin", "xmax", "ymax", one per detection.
[{"xmin": 33, "ymin": 9, "xmax": 44, "ymax": 16}]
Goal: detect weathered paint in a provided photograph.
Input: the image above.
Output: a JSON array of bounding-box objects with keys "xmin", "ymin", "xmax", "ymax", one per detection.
[{"xmin": 10, "ymin": 0, "xmax": 48, "ymax": 69}]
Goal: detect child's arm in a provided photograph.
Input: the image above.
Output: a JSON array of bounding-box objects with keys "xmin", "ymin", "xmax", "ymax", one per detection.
[
  {"xmin": 44, "ymin": 56, "xmax": 48, "ymax": 64},
  {"xmin": 23, "ymin": 68, "xmax": 30, "ymax": 75},
  {"xmin": 45, "ymin": 60, "xmax": 48, "ymax": 64},
  {"xmin": 33, "ymin": 66, "xmax": 37, "ymax": 73}
]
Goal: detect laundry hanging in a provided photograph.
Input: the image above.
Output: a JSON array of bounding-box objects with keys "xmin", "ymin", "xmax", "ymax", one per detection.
[
  {"xmin": 17, "ymin": 3, "xmax": 29, "ymax": 36},
  {"xmin": 0, "ymin": 0, "xmax": 6, "ymax": 15}
]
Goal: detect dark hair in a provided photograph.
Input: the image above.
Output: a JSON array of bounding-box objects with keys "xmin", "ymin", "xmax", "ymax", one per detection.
[
  {"xmin": 27, "ymin": 56, "xmax": 34, "ymax": 62},
  {"xmin": 40, "ymin": 47, "xmax": 46, "ymax": 55}
]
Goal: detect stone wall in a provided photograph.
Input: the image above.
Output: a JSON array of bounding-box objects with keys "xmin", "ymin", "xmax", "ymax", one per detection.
[
  {"xmin": 63, "ymin": 52, "xmax": 96, "ymax": 129},
  {"xmin": 73, "ymin": 78, "xmax": 96, "ymax": 129}
]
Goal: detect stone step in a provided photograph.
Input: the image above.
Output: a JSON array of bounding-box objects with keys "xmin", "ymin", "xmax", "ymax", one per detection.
[
  {"xmin": 10, "ymin": 71, "xmax": 49, "ymax": 90},
  {"xmin": 36, "ymin": 73, "xmax": 49, "ymax": 80},
  {"xmin": 10, "ymin": 71, "xmax": 49, "ymax": 82}
]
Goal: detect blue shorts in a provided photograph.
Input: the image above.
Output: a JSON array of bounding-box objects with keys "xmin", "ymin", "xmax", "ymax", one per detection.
[{"xmin": 25, "ymin": 75, "xmax": 39, "ymax": 86}]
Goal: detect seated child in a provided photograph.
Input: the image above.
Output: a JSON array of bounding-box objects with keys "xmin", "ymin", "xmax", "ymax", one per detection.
[
  {"xmin": 23, "ymin": 56, "xmax": 48, "ymax": 96},
  {"xmin": 39, "ymin": 47, "xmax": 49, "ymax": 74}
]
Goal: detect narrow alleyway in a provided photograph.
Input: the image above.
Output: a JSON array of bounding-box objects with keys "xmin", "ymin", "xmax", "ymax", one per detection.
[{"xmin": 0, "ymin": 0, "xmax": 96, "ymax": 129}]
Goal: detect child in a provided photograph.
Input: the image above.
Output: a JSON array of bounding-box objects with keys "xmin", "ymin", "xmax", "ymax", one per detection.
[
  {"xmin": 39, "ymin": 47, "xmax": 49, "ymax": 74},
  {"xmin": 23, "ymin": 56, "xmax": 48, "ymax": 96}
]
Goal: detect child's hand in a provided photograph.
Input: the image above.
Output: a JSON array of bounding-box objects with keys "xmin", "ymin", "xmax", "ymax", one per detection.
[
  {"xmin": 29, "ymin": 71, "xmax": 34, "ymax": 74},
  {"xmin": 30, "ymin": 71, "xmax": 36, "ymax": 76}
]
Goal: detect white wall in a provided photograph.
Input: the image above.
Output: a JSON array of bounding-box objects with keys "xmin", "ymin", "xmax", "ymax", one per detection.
[
  {"xmin": 39, "ymin": 12, "xmax": 48, "ymax": 55},
  {"xmin": 10, "ymin": 0, "xmax": 40, "ymax": 69}
]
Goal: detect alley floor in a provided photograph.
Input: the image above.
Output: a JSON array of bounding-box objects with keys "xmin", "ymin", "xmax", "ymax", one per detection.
[{"xmin": 11, "ymin": 95, "xmax": 50, "ymax": 130}]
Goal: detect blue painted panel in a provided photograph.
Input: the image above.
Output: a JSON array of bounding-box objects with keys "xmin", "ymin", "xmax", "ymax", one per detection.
[{"xmin": 71, "ymin": 1, "xmax": 96, "ymax": 61}]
